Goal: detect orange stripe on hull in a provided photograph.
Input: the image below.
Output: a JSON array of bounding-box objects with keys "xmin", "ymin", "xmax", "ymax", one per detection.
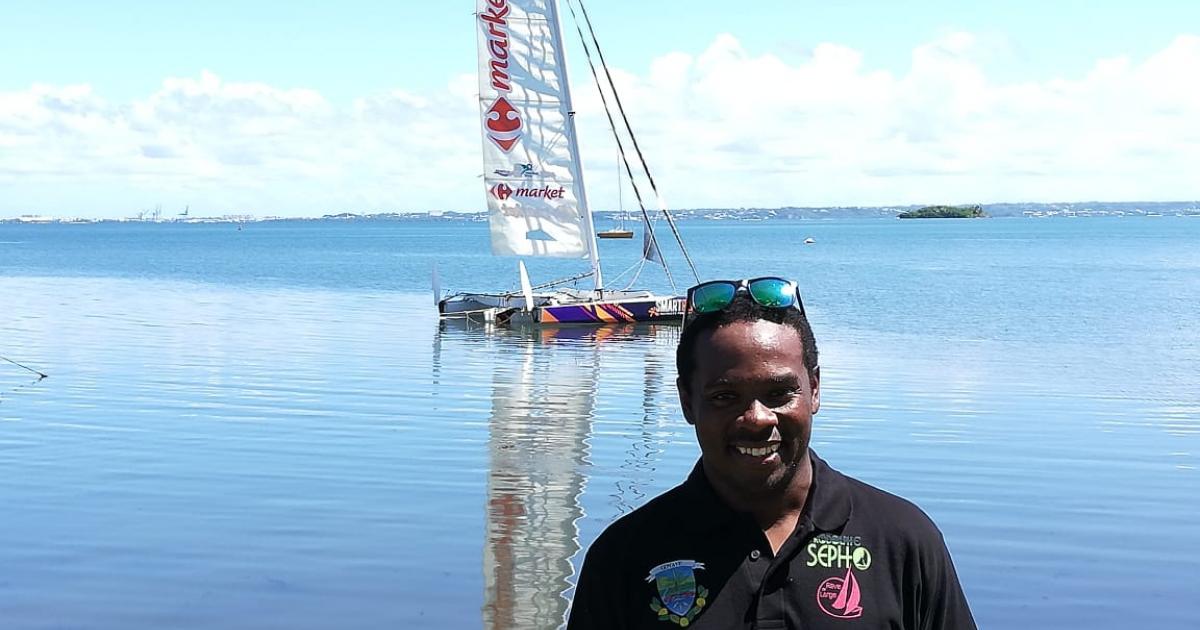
[{"xmin": 592, "ymin": 305, "xmax": 617, "ymax": 323}]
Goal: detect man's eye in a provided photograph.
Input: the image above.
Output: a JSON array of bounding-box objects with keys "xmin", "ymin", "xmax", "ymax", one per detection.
[
  {"xmin": 709, "ymin": 392, "xmax": 737, "ymax": 403},
  {"xmin": 767, "ymin": 388, "xmax": 799, "ymax": 402}
]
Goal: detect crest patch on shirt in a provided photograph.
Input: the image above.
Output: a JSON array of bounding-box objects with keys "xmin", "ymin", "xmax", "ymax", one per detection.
[{"xmin": 646, "ymin": 560, "xmax": 707, "ymax": 626}]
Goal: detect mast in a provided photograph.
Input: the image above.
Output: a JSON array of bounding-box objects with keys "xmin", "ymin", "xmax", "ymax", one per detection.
[
  {"xmin": 617, "ymin": 149, "xmax": 625, "ymax": 230},
  {"xmin": 545, "ymin": 0, "xmax": 604, "ymax": 291}
]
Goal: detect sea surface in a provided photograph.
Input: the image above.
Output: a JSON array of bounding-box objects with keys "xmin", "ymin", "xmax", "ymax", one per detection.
[{"xmin": 1, "ymin": 217, "xmax": 1197, "ymax": 629}]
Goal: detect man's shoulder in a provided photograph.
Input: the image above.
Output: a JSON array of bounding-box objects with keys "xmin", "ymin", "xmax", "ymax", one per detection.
[
  {"xmin": 568, "ymin": 483, "xmax": 700, "ymax": 628},
  {"xmin": 831, "ymin": 463, "xmax": 946, "ymax": 543}
]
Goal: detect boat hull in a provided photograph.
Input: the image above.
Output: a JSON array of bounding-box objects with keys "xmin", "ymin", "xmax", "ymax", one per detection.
[
  {"xmin": 439, "ymin": 292, "xmax": 685, "ymax": 327},
  {"xmin": 538, "ymin": 297, "xmax": 683, "ymax": 324}
]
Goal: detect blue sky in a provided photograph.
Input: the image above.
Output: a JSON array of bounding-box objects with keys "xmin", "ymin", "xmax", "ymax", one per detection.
[{"xmin": 2, "ymin": 0, "xmax": 1198, "ymax": 218}]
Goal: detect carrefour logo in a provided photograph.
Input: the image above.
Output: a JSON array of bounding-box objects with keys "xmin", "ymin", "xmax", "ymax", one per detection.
[{"xmin": 490, "ymin": 184, "xmax": 566, "ymax": 201}]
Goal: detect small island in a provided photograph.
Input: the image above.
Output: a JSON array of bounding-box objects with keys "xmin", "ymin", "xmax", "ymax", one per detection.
[{"xmin": 897, "ymin": 204, "xmax": 986, "ymax": 219}]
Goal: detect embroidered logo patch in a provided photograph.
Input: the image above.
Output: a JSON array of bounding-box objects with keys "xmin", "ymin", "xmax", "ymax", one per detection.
[
  {"xmin": 646, "ymin": 560, "xmax": 707, "ymax": 626},
  {"xmin": 816, "ymin": 567, "xmax": 864, "ymax": 619},
  {"xmin": 806, "ymin": 534, "xmax": 873, "ymax": 571}
]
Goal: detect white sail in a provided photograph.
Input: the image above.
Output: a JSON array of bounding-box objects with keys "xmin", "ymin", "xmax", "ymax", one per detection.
[{"xmin": 476, "ymin": 0, "xmax": 596, "ymax": 260}]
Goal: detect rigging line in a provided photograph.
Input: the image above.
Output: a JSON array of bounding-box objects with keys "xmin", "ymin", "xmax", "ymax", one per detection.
[
  {"xmin": 606, "ymin": 258, "xmax": 639, "ymax": 287},
  {"xmin": 562, "ymin": 1, "xmax": 660, "ymax": 253},
  {"xmin": 529, "ymin": 270, "xmax": 594, "ymax": 291},
  {"xmin": 606, "ymin": 255, "xmax": 643, "ymax": 291},
  {"xmin": 1, "ymin": 355, "xmax": 47, "ymax": 380},
  {"xmin": 575, "ymin": 0, "xmax": 700, "ymax": 284},
  {"xmin": 624, "ymin": 258, "xmax": 648, "ymax": 291},
  {"xmin": 478, "ymin": 269, "xmax": 594, "ymax": 298},
  {"xmin": 563, "ymin": 0, "xmax": 676, "ymax": 293}
]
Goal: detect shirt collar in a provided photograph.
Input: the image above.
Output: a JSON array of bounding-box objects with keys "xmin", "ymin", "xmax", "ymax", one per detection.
[
  {"xmin": 679, "ymin": 450, "xmax": 853, "ymax": 535},
  {"xmin": 806, "ymin": 451, "xmax": 853, "ymax": 532}
]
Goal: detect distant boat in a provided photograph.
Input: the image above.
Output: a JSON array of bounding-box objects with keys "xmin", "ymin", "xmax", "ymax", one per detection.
[
  {"xmin": 598, "ymin": 158, "xmax": 634, "ymax": 239},
  {"xmin": 598, "ymin": 227, "xmax": 633, "ymax": 239},
  {"xmin": 804, "ymin": 237, "xmax": 815, "ymax": 244}
]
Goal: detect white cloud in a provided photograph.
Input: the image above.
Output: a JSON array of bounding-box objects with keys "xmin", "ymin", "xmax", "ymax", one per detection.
[
  {"xmin": 571, "ymin": 32, "xmax": 1200, "ymax": 209},
  {"xmin": 2, "ymin": 33, "xmax": 1199, "ymax": 217}
]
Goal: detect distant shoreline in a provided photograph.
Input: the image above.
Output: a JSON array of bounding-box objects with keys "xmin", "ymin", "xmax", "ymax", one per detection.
[{"xmin": 3, "ymin": 200, "xmax": 1199, "ymax": 224}]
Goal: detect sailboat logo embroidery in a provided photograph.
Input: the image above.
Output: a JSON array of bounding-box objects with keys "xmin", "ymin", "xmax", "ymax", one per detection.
[
  {"xmin": 646, "ymin": 560, "xmax": 708, "ymax": 626},
  {"xmin": 816, "ymin": 568, "xmax": 864, "ymax": 619}
]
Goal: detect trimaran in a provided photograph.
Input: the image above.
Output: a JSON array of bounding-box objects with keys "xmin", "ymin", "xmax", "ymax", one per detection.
[{"xmin": 436, "ymin": 0, "xmax": 698, "ymax": 326}]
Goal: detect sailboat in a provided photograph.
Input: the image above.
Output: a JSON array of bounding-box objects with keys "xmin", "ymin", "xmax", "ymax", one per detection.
[
  {"xmin": 595, "ymin": 211, "xmax": 633, "ymax": 241},
  {"xmin": 436, "ymin": 0, "xmax": 696, "ymax": 326},
  {"xmin": 598, "ymin": 156, "xmax": 634, "ymax": 239},
  {"xmin": 597, "ymin": 226, "xmax": 634, "ymax": 239}
]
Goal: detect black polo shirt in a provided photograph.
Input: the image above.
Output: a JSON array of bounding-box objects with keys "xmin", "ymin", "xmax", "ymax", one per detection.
[{"xmin": 567, "ymin": 451, "xmax": 975, "ymax": 629}]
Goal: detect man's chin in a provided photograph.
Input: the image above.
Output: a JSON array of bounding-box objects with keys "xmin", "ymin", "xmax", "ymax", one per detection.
[{"xmin": 729, "ymin": 461, "xmax": 794, "ymax": 493}]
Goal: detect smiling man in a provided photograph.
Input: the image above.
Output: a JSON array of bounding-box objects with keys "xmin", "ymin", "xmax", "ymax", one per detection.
[{"xmin": 567, "ymin": 278, "xmax": 975, "ymax": 629}]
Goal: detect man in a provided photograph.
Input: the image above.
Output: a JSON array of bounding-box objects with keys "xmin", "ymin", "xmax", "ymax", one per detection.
[{"xmin": 567, "ymin": 278, "xmax": 975, "ymax": 629}]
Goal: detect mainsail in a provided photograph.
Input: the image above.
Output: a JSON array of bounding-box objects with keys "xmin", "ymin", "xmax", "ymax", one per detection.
[{"xmin": 476, "ymin": 0, "xmax": 598, "ymax": 262}]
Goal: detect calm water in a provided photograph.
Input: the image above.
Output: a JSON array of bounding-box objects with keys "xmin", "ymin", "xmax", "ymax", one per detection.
[{"xmin": 1, "ymin": 217, "xmax": 1198, "ymax": 629}]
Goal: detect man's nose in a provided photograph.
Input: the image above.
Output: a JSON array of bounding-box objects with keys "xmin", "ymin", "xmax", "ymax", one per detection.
[{"xmin": 739, "ymin": 399, "xmax": 777, "ymax": 427}]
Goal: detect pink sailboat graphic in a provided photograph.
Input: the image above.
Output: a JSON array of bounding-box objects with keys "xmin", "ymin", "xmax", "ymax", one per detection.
[
  {"xmin": 832, "ymin": 568, "xmax": 863, "ymax": 616},
  {"xmin": 817, "ymin": 568, "xmax": 864, "ymax": 619}
]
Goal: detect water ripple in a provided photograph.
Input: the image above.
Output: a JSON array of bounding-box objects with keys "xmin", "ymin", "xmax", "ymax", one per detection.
[{"xmin": 1, "ymin": 249, "xmax": 1197, "ymax": 630}]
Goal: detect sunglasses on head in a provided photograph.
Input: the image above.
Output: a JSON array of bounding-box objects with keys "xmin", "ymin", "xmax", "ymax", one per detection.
[{"xmin": 684, "ymin": 277, "xmax": 805, "ymax": 324}]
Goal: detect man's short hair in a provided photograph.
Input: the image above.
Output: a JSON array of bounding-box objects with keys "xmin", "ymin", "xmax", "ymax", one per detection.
[{"xmin": 676, "ymin": 294, "xmax": 819, "ymax": 389}]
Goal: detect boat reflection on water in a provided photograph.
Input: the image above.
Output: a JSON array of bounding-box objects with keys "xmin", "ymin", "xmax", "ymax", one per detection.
[{"xmin": 435, "ymin": 320, "xmax": 679, "ymax": 629}]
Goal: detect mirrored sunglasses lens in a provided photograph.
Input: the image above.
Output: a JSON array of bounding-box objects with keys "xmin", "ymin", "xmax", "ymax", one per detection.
[
  {"xmin": 748, "ymin": 279, "xmax": 796, "ymax": 308},
  {"xmin": 690, "ymin": 283, "xmax": 737, "ymax": 313}
]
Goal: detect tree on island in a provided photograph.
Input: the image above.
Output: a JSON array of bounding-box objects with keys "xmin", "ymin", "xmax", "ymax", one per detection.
[{"xmin": 897, "ymin": 204, "xmax": 986, "ymax": 219}]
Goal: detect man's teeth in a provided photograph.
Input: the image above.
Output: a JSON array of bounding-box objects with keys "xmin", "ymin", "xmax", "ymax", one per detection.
[{"xmin": 735, "ymin": 444, "xmax": 780, "ymax": 457}]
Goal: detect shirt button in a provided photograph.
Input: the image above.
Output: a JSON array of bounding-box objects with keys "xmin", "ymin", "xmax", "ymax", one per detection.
[{"xmin": 750, "ymin": 549, "xmax": 761, "ymax": 560}]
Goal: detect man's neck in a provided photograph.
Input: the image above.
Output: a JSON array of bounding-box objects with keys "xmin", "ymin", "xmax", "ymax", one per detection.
[{"xmin": 705, "ymin": 454, "xmax": 814, "ymax": 537}]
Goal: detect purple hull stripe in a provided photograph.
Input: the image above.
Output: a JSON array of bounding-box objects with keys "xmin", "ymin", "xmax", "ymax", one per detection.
[{"xmin": 539, "ymin": 299, "xmax": 680, "ymax": 324}]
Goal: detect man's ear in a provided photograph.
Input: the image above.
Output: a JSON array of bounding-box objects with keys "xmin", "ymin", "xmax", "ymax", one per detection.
[
  {"xmin": 809, "ymin": 367, "xmax": 821, "ymax": 415},
  {"xmin": 677, "ymin": 377, "xmax": 696, "ymax": 425}
]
